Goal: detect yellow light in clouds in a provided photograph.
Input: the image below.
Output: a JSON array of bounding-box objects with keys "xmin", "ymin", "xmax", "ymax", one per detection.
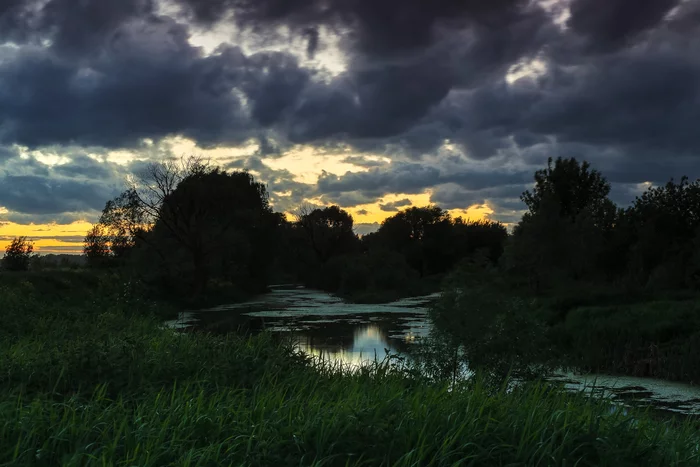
[
  {"xmin": 346, "ymin": 192, "xmax": 492, "ymax": 226},
  {"xmin": 31, "ymin": 152, "xmax": 71, "ymax": 166},
  {"xmin": 265, "ymin": 148, "xmax": 378, "ymax": 183},
  {"xmin": 347, "ymin": 193, "xmax": 432, "ymax": 224},
  {"xmin": 448, "ymin": 203, "xmax": 494, "ymax": 221},
  {"xmin": 162, "ymin": 136, "xmax": 259, "ymax": 162}
]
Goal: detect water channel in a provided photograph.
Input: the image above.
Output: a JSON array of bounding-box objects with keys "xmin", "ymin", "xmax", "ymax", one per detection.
[{"xmin": 164, "ymin": 285, "xmax": 700, "ymax": 417}]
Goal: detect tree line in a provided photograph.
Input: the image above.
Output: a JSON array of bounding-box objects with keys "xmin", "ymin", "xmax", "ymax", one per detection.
[
  {"xmin": 504, "ymin": 157, "xmax": 700, "ymax": 293},
  {"xmin": 4, "ymin": 155, "xmax": 699, "ymax": 302},
  {"xmin": 74, "ymin": 157, "xmax": 506, "ymax": 302}
]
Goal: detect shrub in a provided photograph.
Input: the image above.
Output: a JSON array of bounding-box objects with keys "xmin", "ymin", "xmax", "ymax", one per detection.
[{"xmin": 2, "ymin": 236, "xmax": 34, "ymax": 272}]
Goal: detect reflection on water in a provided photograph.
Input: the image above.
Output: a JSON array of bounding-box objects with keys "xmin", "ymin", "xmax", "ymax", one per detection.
[
  {"xmin": 166, "ymin": 285, "xmax": 700, "ymax": 416},
  {"xmin": 293, "ymin": 325, "xmax": 396, "ymax": 368},
  {"xmin": 166, "ymin": 285, "xmax": 436, "ymax": 368},
  {"xmin": 549, "ymin": 372, "xmax": 700, "ymax": 416}
]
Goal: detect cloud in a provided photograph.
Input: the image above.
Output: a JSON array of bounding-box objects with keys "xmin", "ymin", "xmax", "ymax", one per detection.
[
  {"xmin": 342, "ymin": 155, "xmax": 389, "ymax": 169},
  {"xmin": 567, "ymin": 0, "xmax": 680, "ymax": 52},
  {"xmin": 0, "ymin": 0, "xmax": 699, "ymax": 231},
  {"xmin": 2, "ymin": 211, "xmax": 98, "ymax": 225},
  {"xmin": 0, "ymin": 175, "xmax": 118, "ymax": 215},
  {"xmin": 316, "ymin": 161, "xmax": 532, "ymax": 201},
  {"xmin": 225, "ymin": 156, "xmax": 314, "ymax": 211},
  {"xmin": 379, "ymin": 198, "xmax": 412, "ymax": 212},
  {"xmin": 0, "ymin": 234, "xmax": 85, "ymax": 243},
  {"xmin": 354, "ymin": 222, "xmax": 380, "ymax": 236},
  {"xmin": 430, "ymin": 183, "xmax": 527, "ymax": 210}
]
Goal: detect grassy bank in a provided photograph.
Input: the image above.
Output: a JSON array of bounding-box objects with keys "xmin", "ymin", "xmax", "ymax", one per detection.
[
  {"xmin": 432, "ymin": 272, "xmax": 700, "ymax": 385},
  {"xmin": 2, "ymin": 278, "xmax": 700, "ymax": 465}
]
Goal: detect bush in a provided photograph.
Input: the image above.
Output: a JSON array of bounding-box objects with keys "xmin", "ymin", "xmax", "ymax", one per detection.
[
  {"xmin": 2, "ymin": 236, "xmax": 34, "ymax": 272},
  {"xmin": 564, "ymin": 301, "xmax": 700, "ymax": 381},
  {"xmin": 432, "ymin": 271, "xmax": 553, "ymax": 383}
]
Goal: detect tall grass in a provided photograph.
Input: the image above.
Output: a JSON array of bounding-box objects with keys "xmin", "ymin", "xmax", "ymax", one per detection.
[
  {"xmin": 564, "ymin": 301, "xmax": 700, "ymax": 382},
  {"xmin": 2, "ymin": 371, "xmax": 700, "ymax": 466},
  {"xmin": 1, "ymin": 277, "xmax": 700, "ymax": 465}
]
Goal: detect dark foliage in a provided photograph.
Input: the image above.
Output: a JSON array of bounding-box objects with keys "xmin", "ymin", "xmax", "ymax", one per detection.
[{"xmin": 2, "ymin": 236, "xmax": 34, "ymax": 272}]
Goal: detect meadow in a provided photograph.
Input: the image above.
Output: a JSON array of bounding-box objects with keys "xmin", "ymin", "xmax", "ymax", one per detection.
[{"xmin": 1, "ymin": 273, "xmax": 700, "ymax": 466}]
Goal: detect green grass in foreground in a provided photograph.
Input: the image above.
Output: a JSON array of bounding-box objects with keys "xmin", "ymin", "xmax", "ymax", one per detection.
[{"xmin": 1, "ymin": 278, "xmax": 700, "ymax": 466}]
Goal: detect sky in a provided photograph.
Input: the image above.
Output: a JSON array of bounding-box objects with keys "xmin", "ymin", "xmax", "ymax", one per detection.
[{"xmin": 0, "ymin": 0, "xmax": 699, "ymax": 254}]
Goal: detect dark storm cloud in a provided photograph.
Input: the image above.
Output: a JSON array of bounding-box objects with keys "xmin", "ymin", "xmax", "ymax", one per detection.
[
  {"xmin": 178, "ymin": 0, "xmax": 533, "ymax": 54},
  {"xmin": 317, "ymin": 162, "xmax": 532, "ymax": 200},
  {"xmin": 430, "ymin": 183, "xmax": 527, "ymax": 210},
  {"xmin": 524, "ymin": 51, "xmax": 700, "ymax": 156},
  {"xmin": 567, "ymin": 0, "xmax": 680, "ymax": 52},
  {"xmin": 243, "ymin": 52, "xmax": 311, "ymax": 126},
  {"xmin": 379, "ymin": 198, "xmax": 412, "ymax": 212},
  {"xmin": 289, "ymin": 54, "xmax": 454, "ymax": 142},
  {"xmin": 318, "ymin": 164, "xmax": 442, "ymax": 198},
  {"xmin": 0, "ymin": 0, "xmax": 699, "ymax": 222},
  {"xmin": 0, "ymin": 20, "xmax": 250, "ymax": 148},
  {"xmin": 53, "ymin": 154, "xmax": 118, "ymax": 180},
  {"xmin": 319, "ymin": 191, "xmax": 378, "ymax": 208},
  {"xmin": 0, "ymin": 174, "xmax": 119, "ymax": 215},
  {"xmin": 41, "ymin": 0, "xmax": 155, "ymax": 57},
  {"xmin": 170, "ymin": 0, "xmax": 555, "ymax": 150},
  {"xmin": 342, "ymin": 156, "xmax": 389, "ymax": 169},
  {"xmin": 0, "ymin": 145, "xmax": 19, "ymax": 160},
  {"xmin": 225, "ymin": 156, "xmax": 314, "ymax": 211},
  {"xmin": 0, "ymin": 3, "xmax": 321, "ymax": 149}
]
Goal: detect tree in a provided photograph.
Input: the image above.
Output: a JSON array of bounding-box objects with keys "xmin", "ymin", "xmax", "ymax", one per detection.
[
  {"xmin": 146, "ymin": 167, "xmax": 276, "ymax": 295},
  {"xmin": 451, "ymin": 218, "xmax": 509, "ymax": 264},
  {"xmin": 507, "ymin": 158, "xmax": 617, "ymax": 290},
  {"xmin": 521, "ymin": 156, "xmax": 614, "ymax": 225},
  {"xmin": 96, "ymin": 157, "xmax": 278, "ymax": 296},
  {"xmin": 83, "ymin": 224, "xmax": 111, "ymax": 267},
  {"xmin": 624, "ymin": 177, "xmax": 700, "ymax": 288},
  {"xmin": 373, "ymin": 206, "xmax": 452, "ymax": 277},
  {"xmin": 2, "ymin": 237, "xmax": 34, "ymax": 272},
  {"xmin": 295, "ymin": 205, "xmax": 359, "ymax": 264},
  {"xmin": 98, "ymin": 156, "xmax": 209, "ymax": 260}
]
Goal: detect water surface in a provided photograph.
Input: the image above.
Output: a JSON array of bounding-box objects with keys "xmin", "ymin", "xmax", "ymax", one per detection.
[{"xmin": 165, "ymin": 285, "xmax": 700, "ymax": 416}]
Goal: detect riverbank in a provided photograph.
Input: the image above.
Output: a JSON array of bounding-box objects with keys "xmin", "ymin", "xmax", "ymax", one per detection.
[
  {"xmin": 432, "ymin": 277, "xmax": 700, "ymax": 386},
  {"xmin": 327, "ymin": 275, "xmax": 444, "ymax": 304},
  {"xmin": 2, "ymin": 278, "xmax": 700, "ymax": 465}
]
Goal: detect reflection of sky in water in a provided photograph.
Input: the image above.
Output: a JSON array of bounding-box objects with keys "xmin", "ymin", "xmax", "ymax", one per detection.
[
  {"xmin": 293, "ymin": 325, "xmax": 397, "ymax": 368},
  {"xmin": 164, "ymin": 286, "xmax": 700, "ymax": 415}
]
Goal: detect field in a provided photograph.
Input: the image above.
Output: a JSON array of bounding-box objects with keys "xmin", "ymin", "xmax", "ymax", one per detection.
[{"xmin": 1, "ymin": 274, "xmax": 700, "ymax": 465}]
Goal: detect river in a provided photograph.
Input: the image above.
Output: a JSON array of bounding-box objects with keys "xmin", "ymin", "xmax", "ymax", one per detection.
[{"xmin": 164, "ymin": 284, "xmax": 700, "ymax": 417}]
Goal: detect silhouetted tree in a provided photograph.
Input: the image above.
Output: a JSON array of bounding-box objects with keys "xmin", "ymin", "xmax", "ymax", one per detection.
[
  {"xmin": 507, "ymin": 158, "xmax": 617, "ymax": 290},
  {"xmin": 95, "ymin": 157, "xmax": 278, "ymax": 296},
  {"xmin": 373, "ymin": 206, "xmax": 451, "ymax": 277},
  {"xmin": 624, "ymin": 177, "xmax": 700, "ymax": 288},
  {"xmin": 451, "ymin": 218, "xmax": 509, "ymax": 264},
  {"xmin": 3, "ymin": 237, "xmax": 34, "ymax": 272},
  {"xmin": 97, "ymin": 156, "xmax": 209, "ymax": 259},
  {"xmin": 522, "ymin": 156, "xmax": 616, "ymax": 226},
  {"xmin": 295, "ymin": 205, "xmax": 360, "ymax": 264},
  {"xmin": 147, "ymin": 167, "xmax": 277, "ymax": 295},
  {"xmin": 83, "ymin": 224, "xmax": 111, "ymax": 267}
]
